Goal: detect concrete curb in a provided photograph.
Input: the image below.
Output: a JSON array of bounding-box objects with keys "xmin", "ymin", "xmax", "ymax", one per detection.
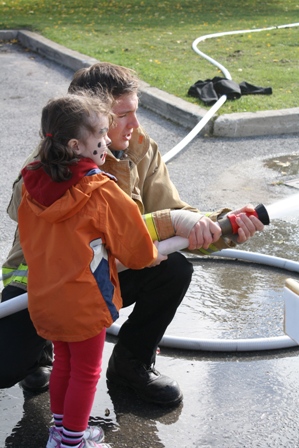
[{"xmin": 1, "ymin": 29, "xmax": 298, "ymax": 138}]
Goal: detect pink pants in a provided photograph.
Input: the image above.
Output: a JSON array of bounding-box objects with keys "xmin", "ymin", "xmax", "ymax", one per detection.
[{"xmin": 49, "ymin": 329, "xmax": 106, "ymax": 431}]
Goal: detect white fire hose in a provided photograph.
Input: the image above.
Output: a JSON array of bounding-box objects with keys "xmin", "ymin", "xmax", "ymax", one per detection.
[{"xmin": 1, "ymin": 235, "xmax": 299, "ymax": 352}]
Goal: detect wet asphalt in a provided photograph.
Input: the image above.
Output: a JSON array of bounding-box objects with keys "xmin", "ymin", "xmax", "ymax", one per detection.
[{"xmin": 1, "ymin": 40, "xmax": 299, "ymax": 448}]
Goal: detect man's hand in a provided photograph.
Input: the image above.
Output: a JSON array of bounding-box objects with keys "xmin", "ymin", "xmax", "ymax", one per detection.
[
  {"xmin": 230, "ymin": 204, "xmax": 264, "ymax": 244},
  {"xmin": 188, "ymin": 217, "xmax": 222, "ymax": 251}
]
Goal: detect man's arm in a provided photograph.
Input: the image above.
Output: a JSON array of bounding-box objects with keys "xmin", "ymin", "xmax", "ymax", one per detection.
[
  {"xmin": 7, "ymin": 149, "xmax": 38, "ymax": 222},
  {"xmin": 141, "ymin": 137, "xmax": 198, "ymax": 213},
  {"xmin": 140, "ymin": 135, "xmax": 263, "ymax": 251}
]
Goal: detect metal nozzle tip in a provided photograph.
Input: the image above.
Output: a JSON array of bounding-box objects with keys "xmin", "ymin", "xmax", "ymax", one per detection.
[{"xmin": 255, "ymin": 204, "xmax": 270, "ymax": 225}]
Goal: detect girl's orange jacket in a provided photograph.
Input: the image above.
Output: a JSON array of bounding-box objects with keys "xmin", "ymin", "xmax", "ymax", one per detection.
[{"xmin": 18, "ymin": 159, "xmax": 158, "ymax": 342}]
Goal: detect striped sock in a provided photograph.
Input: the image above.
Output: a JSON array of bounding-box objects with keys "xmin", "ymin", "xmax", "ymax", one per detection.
[
  {"xmin": 53, "ymin": 413, "xmax": 63, "ymax": 433},
  {"xmin": 60, "ymin": 427, "xmax": 85, "ymax": 448}
]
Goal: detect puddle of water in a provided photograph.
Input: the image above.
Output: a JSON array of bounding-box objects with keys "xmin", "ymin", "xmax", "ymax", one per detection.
[
  {"xmin": 0, "ymin": 388, "xmax": 23, "ymax": 432},
  {"xmin": 167, "ymin": 260, "xmax": 297, "ymax": 339},
  {"xmin": 264, "ymin": 154, "xmax": 299, "ymax": 176},
  {"xmin": 117, "ymin": 220, "xmax": 299, "ymax": 341}
]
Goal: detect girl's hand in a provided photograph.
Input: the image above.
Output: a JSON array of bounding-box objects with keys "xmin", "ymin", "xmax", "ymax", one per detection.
[{"xmin": 147, "ymin": 241, "xmax": 168, "ymax": 267}]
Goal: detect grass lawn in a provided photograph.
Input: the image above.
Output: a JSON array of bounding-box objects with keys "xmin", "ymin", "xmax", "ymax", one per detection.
[{"xmin": 1, "ymin": 0, "xmax": 298, "ymax": 114}]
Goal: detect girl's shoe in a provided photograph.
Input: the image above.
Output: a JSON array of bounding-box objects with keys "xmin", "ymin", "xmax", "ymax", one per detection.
[
  {"xmin": 78, "ymin": 441, "xmax": 111, "ymax": 448},
  {"xmin": 46, "ymin": 425, "xmax": 105, "ymax": 448}
]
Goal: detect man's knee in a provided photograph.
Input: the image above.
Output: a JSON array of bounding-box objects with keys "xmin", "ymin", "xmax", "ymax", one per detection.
[
  {"xmin": 0, "ymin": 373, "xmax": 24, "ymax": 389},
  {"xmin": 167, "ymin": 252, "xmax": 194, "ymax": 285},
  {"xmin": 0, "ymin": 341, "xmax": 51, "ymax": 389},
  {"xmin": 0, "ymin": 356, "xmax": 35, "ymax": 388}
]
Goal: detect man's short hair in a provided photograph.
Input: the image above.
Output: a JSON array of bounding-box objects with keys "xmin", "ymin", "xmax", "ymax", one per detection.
[{"xmin": 68, "ymin": 62, "xmax": 139, "ymax": 98}]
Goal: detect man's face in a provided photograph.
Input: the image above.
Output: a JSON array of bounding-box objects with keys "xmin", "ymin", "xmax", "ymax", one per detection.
[{"xmin": 108, "ymin": 92, "xmax": 139, "ymax": 151}]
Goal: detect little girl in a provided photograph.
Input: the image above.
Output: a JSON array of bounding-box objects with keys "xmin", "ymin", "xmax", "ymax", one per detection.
[{"xmin": 18, "ymin": 92, "xmax": 166, "ymax": 448}]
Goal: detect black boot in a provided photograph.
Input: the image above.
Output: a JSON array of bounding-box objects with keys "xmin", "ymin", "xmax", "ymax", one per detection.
[
  {"xmin": 19, "ymin": 341, "xmax": 53, "ymax": 394},
  {"xmin": 106, "ymin": 342, "xmax": 183, "ymax": 406}
]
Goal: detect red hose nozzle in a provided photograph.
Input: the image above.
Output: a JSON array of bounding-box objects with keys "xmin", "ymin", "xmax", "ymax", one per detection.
[{"xmin": 218, "ymin": 203, "xmax": 270, "ymax": 235}]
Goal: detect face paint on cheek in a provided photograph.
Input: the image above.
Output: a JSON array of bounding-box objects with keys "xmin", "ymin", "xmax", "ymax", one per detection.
[
  {"xmin": 98, "ymin": 142, "xmax": 101, "ymax": 148},
  {"xmin": 93, "ymin": 150, "xmax": 98, "ymax": 155}
]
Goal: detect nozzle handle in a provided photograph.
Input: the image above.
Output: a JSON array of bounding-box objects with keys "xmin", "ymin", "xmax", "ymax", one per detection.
[{"xmin": 218, "ymin": 203, "xmax": 270, "ymax": 236}]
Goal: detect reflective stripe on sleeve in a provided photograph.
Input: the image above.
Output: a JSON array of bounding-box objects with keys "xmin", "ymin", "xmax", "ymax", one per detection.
[
  {"xmin": 2, "ymin": 264, "xmax": 28, "ymax": 287},
  {"xmin": 143, "ymin": 213, "xmax": 159, "ymax": 241}
]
